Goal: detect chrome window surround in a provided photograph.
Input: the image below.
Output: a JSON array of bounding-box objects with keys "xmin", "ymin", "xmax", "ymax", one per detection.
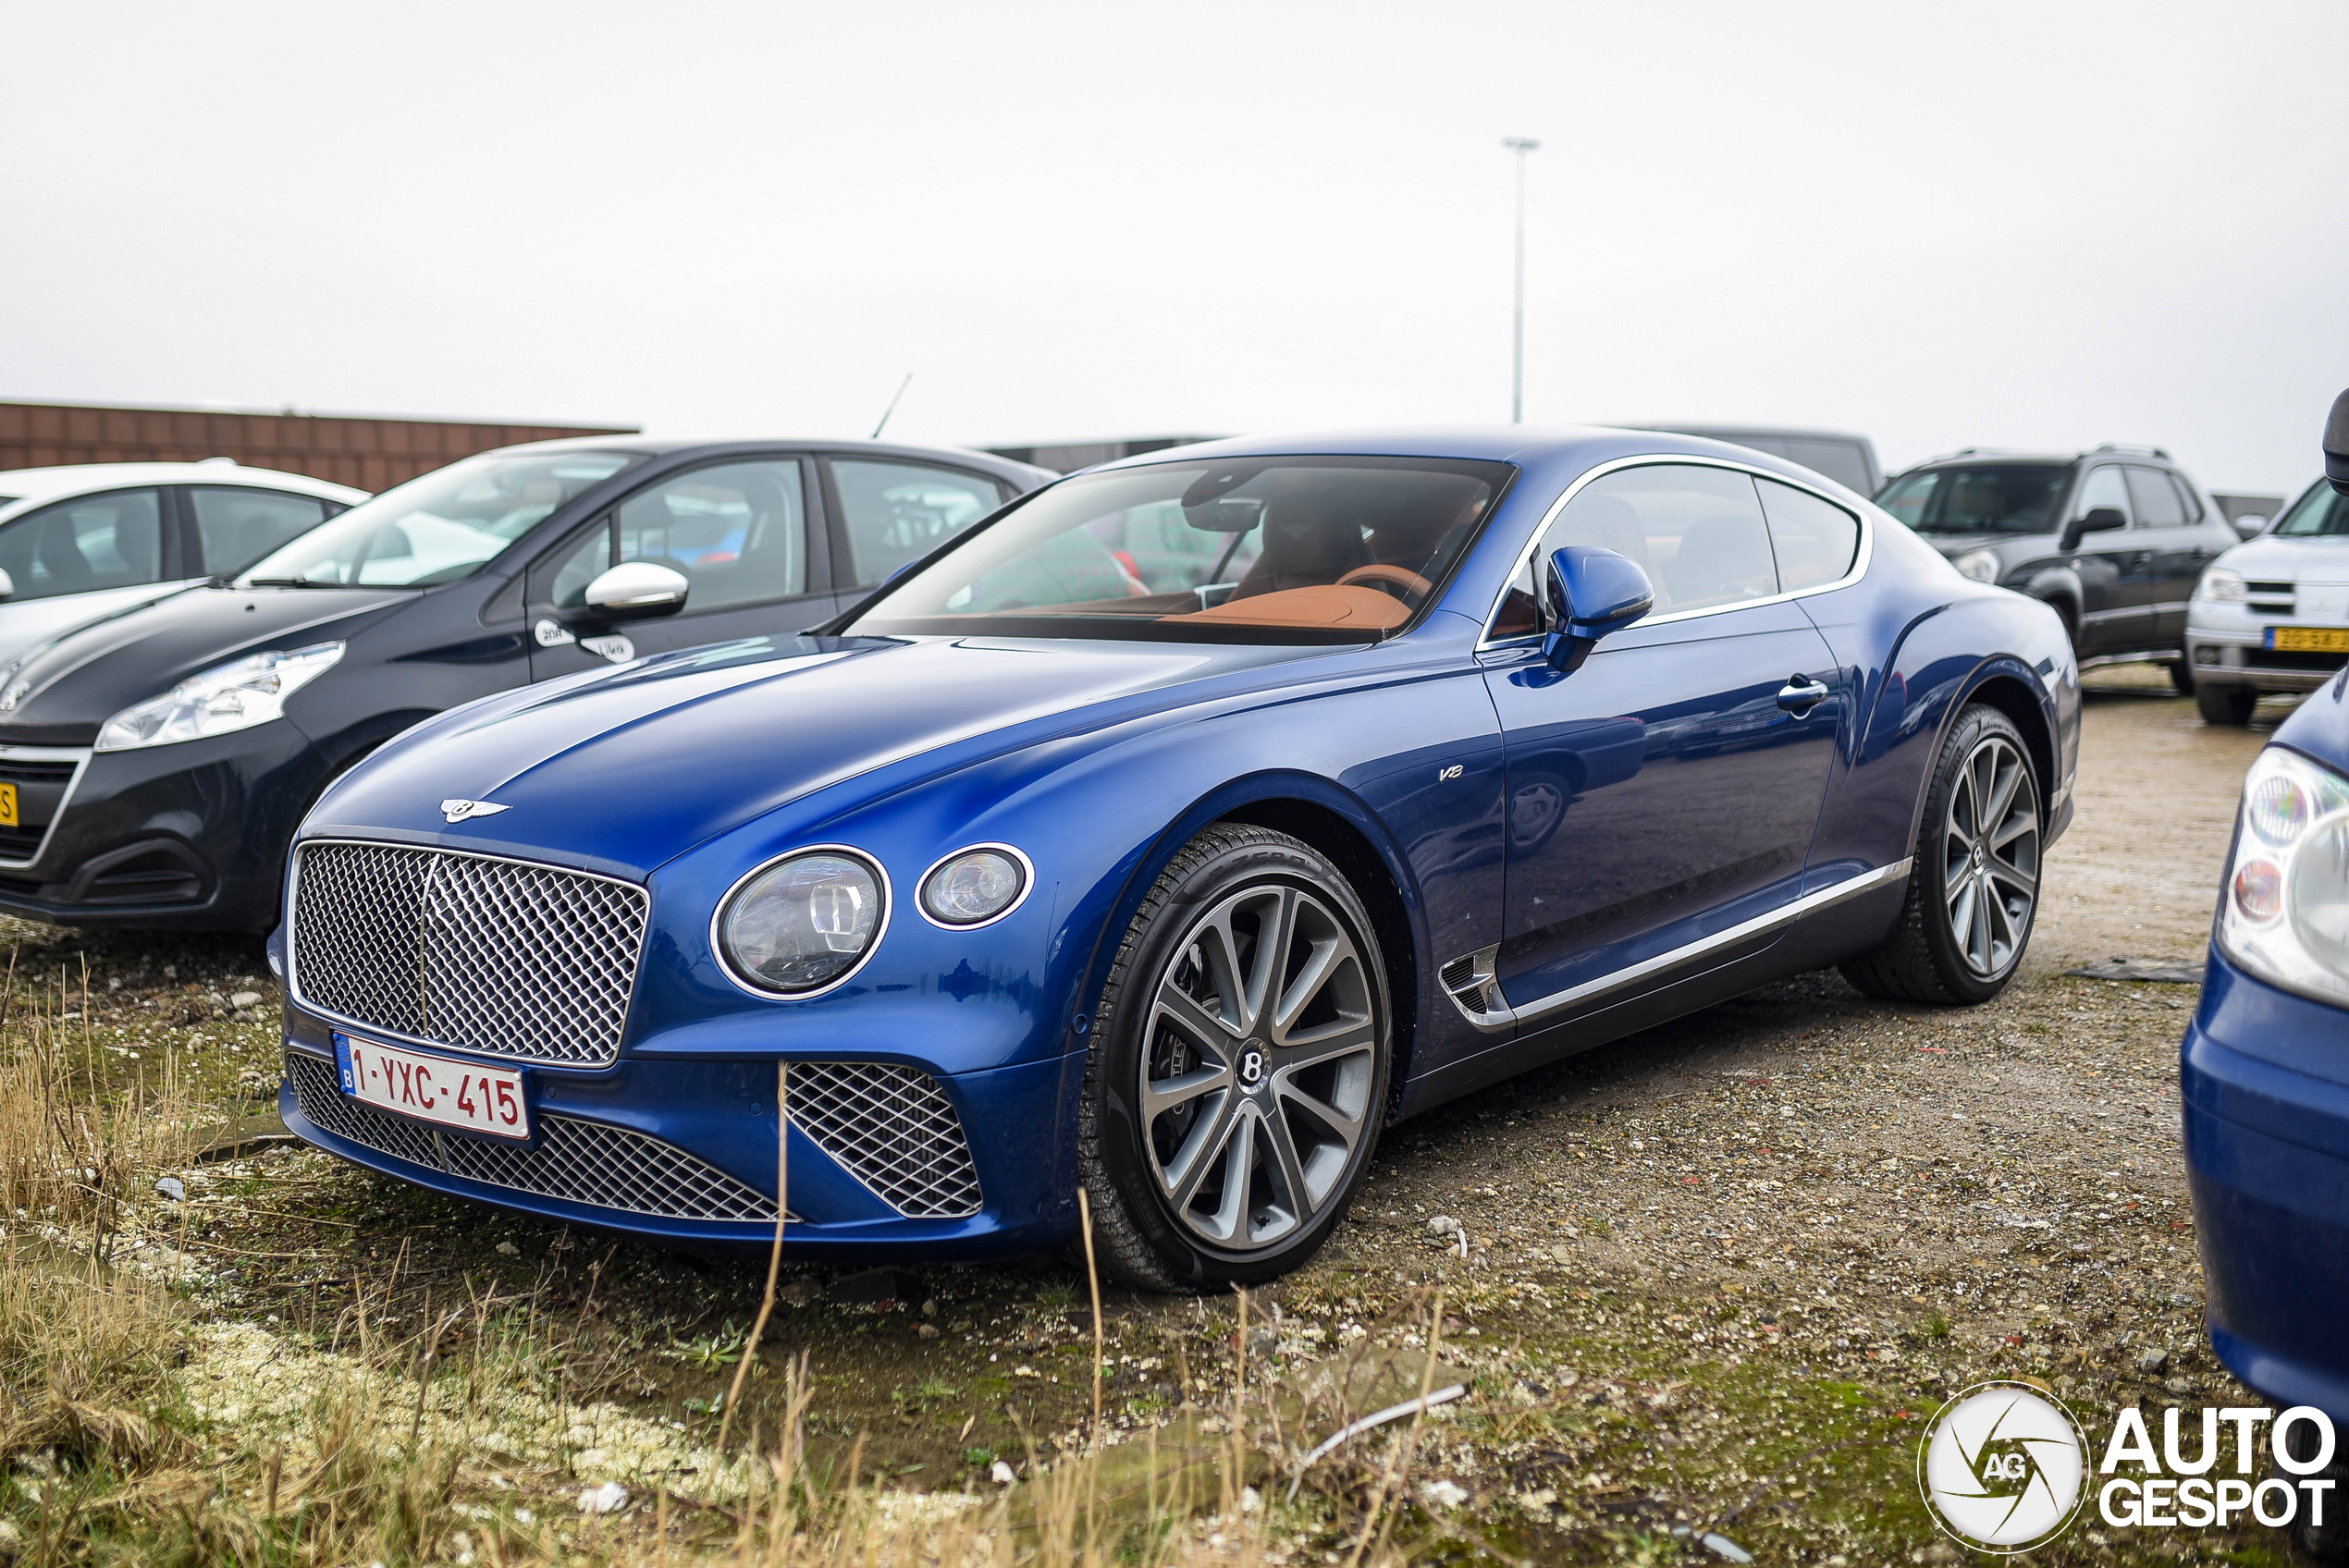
[
  {"xmin": 913, "ymin": 841, "xmax": 1037, "ymax": 931},
  {"xmin": 1441, "ymin": 859, "xmax": 1913, "ymax": 1035},
  {"xmin": 286, "ymin": 839, "xmax": 651, "ymax": 1068},
  {"xmin": 1477, "ymin": 453, "xmax": 1877, "ymax": 649},
  {"xmin": 0, "ymin": 745, "xmax": 91, "ymax": 872},
  {"xmin": 710, "ymin": 845, "xmax": 894, "ymax": 1001}
]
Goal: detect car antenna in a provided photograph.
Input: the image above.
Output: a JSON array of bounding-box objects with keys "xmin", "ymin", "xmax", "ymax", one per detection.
[{"xmin": 870, "ymin": 372, "xmax": 913, "ymax": 439}]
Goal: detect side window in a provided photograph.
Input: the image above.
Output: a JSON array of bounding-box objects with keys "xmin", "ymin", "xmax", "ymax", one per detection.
[
  {"xmin": 1755, "ymin": 478, "xmax": 1861, "ymax": 591},
  {"xmin": 2073, "ymin": 466, "xmax": 2133, "ymax": 526},
  {"xmin": 190, "ymin": 487, "xmax": 330, "ymax": 575},
  {"xmin": 1491, "ymin": 464, "xmax": 1778, "ymax": 633},
  {"xmin": 0, "ymin": 488, "xmax": 164, "ymax": 601},
  {"xmin": 536, "ymin": 460, "xmax": 809, "ymax": 612},
  {"xmin": 2124, "ymin": 466, "xmax": 2185, "ymax": 528},
  {"xmin": 831, "ymin": 460, "xmax": 1003, "ymax": 587},
  {"xmin": 2168, "ymin": 472, "xmax": 2205, "ymax": 523}
]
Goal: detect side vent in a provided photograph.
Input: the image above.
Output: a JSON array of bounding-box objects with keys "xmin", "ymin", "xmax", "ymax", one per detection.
[{"xmin": 1438, "ymin": 944, "xmax": 1511, "ymax": 1031}]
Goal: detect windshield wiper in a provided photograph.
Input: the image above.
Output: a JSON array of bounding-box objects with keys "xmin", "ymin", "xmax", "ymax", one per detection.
[{"xmin": 243, "ymin": 576, "xmax": 357, "ymax": 589}]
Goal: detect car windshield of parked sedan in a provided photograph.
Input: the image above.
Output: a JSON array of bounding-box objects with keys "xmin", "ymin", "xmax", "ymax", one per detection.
[
  {"xmin": 843, "ymin": 456, "xmax": 1512, "ymax": 643},
  {"xmin": 1876, "ymin": 464, "xmax": 2071, "ymax": 534},
  {"xmin": 237, "ymin": 450, "xmax": 638, "ymax": 588},
  {"xmin": 2272, "ymin": 481, "xmax": 2349, "ymax": 537}
]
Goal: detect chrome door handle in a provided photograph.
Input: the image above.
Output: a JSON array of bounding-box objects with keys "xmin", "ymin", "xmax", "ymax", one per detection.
[{"xmin": 1777, "ymin": 675, "xmax": 1830, "ymax": 714}]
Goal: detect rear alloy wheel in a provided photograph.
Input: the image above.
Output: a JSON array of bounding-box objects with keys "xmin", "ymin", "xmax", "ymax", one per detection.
[
  {"xmin": 1841, "ymin": 705, "xmax": 2042, "ymax": 1005},
  {"xmin": 2196, "ymin": 682, "xmax": 2258, "ymax": 727},
  {"xmin": 1078, "ymin": 824, "xmax": 1390, "ymax": 1291}
]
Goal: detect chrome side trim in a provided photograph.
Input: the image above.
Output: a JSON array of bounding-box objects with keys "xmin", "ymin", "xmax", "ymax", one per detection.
[
  {"xmin": 1476, "ymin": 453, "xmax": 1878, "ymax": 649},
  {"xmin": 1447, "ymin": 858, "xmax": 1913, "ymax": 1035},
  {"xmin": 0, "ymin": 745, "xmax": 92, "ymax": 873}
]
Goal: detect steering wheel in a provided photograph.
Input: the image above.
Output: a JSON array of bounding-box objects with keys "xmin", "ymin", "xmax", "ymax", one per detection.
[{"xmin": 1335, "ymin": 563, "xmax": 1435, "ymax": 606}]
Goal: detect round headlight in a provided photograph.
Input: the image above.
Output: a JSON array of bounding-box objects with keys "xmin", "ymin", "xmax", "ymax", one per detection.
[
  {"xmin": 1952, "ymin": 548, "xmax": 2000, "ymax": 583},
  {"xmin": 718, "ymin": 850, "xmax": 886, "ymax": 994},
  {"xmin": 919, "ymin": 846, "xmax": 1029, "ymax": 927}
]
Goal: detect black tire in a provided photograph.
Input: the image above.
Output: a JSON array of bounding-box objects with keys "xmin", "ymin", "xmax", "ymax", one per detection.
[
  {"xmin": 2169, "ymin": 660, "xmax": 2195, "ymax": 695},
  {"xmin": 1840, "ymin": 704, "xmax": 2043, "ymax": 1006},
  {"xmin": 1077, "ymin": 823, "xmax": 1391, "ymax": 1292},
  {"xmin": 2273, "ymin": 1422, "xmax": 2349, "ymax": 1562},
  {"xmin": 2196, "ymin": 682, "xmax": 2258, "ymax": 727}
]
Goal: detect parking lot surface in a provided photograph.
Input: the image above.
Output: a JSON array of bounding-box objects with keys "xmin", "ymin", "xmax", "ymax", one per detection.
[{"xmin": 2, "ymin": 666, "xmax": 2293, "ymax": 1562}]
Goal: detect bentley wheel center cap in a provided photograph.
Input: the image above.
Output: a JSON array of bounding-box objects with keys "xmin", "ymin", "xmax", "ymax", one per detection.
[{"xmin": 1238, "ymin": 1046, "xmax": 1267, "ymax": 1089}]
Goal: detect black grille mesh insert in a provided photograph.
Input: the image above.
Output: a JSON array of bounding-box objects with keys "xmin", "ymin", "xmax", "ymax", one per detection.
[
  {"xmin": 287, "ymin": 1052, "xmax": 778, "ymax": 1222},
  {"xmin": 788, "ymin": 1061, "xmax": 984, "ymax": 1218},
  {"xmin": 290, "ymin": 841, "xmax": 647, "ymax": 1066}
]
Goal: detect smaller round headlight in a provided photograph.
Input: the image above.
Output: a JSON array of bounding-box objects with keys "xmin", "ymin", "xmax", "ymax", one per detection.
[
  {"xmin": 719, "ymin": 850, "xmax": 885, "ymax": 994},
  {"xmin": 1952, "ymin": 548, "xmax": 2000, "ymax": 583},
  {"xmin": 919, "ymin": 847, "xmax": 1028, "ymax": 927}
]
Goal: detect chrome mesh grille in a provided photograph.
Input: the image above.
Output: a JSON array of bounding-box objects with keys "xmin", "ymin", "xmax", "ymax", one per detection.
[
  {"xmin": 290, "ymin": 841, "xmax": 647, "ymax": 1066},
  {"xmin": 287, "ymin": 1053, "xmax": 777, "ymax": 1222},
  {"xmin": 789, "ymin": 1062, "xmax": 983, "ymax": 1218}
]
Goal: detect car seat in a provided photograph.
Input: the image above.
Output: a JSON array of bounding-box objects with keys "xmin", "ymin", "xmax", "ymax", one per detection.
[{"xmin": 1668, "ymin": 515, "xmax": 1776, "ymax": 609}]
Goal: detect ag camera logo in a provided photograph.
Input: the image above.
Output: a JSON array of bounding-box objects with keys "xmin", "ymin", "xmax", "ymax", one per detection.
[{"xmin": 1918, "ymin": 1380, "xmax": 2089, "ymax": 1552}]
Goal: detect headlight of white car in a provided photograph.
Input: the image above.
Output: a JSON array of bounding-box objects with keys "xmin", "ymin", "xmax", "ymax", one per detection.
[
  {"xmin": 94, "ymin": 642, "xmax": 346, "ymax": 753},
  {"xmin": 2196, "ymin": 567, "xmax": 2246, "ymax": 603},
  {"xmin": 2217, "ymin": 745, "xmax": 2349, "ymax": 1008},
  {"xmin": 1953, "ymin": 548, "xmax": 2000, "ymax": 583}
]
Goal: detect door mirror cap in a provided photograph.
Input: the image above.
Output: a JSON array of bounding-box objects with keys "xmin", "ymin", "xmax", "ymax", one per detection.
[
  {"xmin": 1543, "ymin": 545, "xmax": 1654, "ymax": 669},
  {"xmin": 2060, "ymin": 506, "xmax": 2128, "ymax": 552},
  {"xmin": 581, "ymin": 561, "xmax": 690, "ymax": 621},
  {"xmin": 2232, "ymin": 516, "xmax": 2268, "ymax": 541},
  {"xmin": 2326, "ymin": 387, "xmax": 2349, "ymax": 496}
]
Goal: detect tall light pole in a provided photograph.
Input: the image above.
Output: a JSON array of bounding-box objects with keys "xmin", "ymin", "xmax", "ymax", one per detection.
[{"xmin": 1503, "ymin": 136, "xmax": 1540, "ymax": 423}]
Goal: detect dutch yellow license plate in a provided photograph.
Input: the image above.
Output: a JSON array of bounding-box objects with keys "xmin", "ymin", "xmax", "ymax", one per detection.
[
  {"xmin": 2269, "ymin": 627, "xmax": 2349, "ymax": 653},
  {"xmin": 0, "ymin": 784, "xmax": 17, "ymax": 828}
]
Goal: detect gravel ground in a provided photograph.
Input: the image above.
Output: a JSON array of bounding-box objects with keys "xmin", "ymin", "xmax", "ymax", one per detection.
[{"xmin": 3, "ymin": 666, "xmax": 2300, "ymax": 1563}]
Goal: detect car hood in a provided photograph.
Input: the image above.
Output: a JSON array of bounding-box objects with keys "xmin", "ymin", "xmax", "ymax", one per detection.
[
  {"xmin": 313, "ymin": 633, "xmax": 1332, "ymax": 878},
  {"xmin": 0, "ymin": 583, "xmax": 412, "ymax": 745},
  {"xmin": 2213, "ymin": 534, "xmax": 2349, "ymax": 583}
]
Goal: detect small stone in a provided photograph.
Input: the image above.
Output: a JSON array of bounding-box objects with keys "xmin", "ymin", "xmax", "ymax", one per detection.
[
  {"xmin": 921, "ymin": 1298, "xmax": 940, "ymax": 1318},
  {"xmin": 154, "ymin": 1176, "xmax": 186, "ymax": 1203},
  {"xmin": 990, "ymin": 1460, "xmax": 1017, "ymax": 1486},
  {"xmin": 497, "ymin": 1241, "xmax": 520, "ymax": 1257},
  {"xmin": 916, "ymin": 1322, "xmax": 941, "ymax": 1340},
  {"xmin": 2136, "ymin": 1349, "xmax": 2168, "ymax": 1375},
  {"xmin": 1550, "ymin": 1244, "xmax": 1573, "ymax": 1263},
  {"xmin": 1420, "ymin": 1478, "xmax": 1469, "ymax": 1509},
  {"xmin": 1428, "ymin": 1215, "xmax": 1459, "ymax": 1236},
  {"xmin": 576, "ymin": 1481, "xmax": 629, "ymax": 1514},
  {"xmin": 2165, "ymin": 1376, "xmax": 2195, "ymax": 1396},
  {"xmin": 229, "ymin": 991, "xmax": 263, "ymax": 1009}
]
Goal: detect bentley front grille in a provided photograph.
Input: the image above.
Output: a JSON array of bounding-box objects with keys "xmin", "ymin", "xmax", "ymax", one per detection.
[
  {"xmin": 789, "ymin": 1062, "xmax": 984, "ymax": 1219},
  {"xmin": 287, "ymin": 1052, "xmax": 778, "ymax": 1222},
  {"xmin": 289, "ymin": 840, "xmax": 648, "ymax": 1067}
]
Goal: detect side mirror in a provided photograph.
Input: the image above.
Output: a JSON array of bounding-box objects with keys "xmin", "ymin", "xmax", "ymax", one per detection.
[
  {"xmin": 2327, "ymin": 388, "xmax": 2349, "ymax": 496},
  {"xmin": 2060, "ymin": 506, "xmax": 2127, "ymax": 552},
  {"xmin": 2232, "ymin": 516, "xmax": 2268, "ymax": 541},
  {"xmin": 1543, "ymin": 546, "xmax": 1654, "ymax": 670},
  {"xmin": 580, "ymin": 561, "xmax": 689, "ymax": 622},
  {"xmin": 0, "ymin": 568, "xmax": 14, "ymax": 601}
]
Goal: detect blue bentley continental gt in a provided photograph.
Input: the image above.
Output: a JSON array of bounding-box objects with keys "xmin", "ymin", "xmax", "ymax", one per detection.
[{"xmin": 270, "ymin": 427, "xmax": 2080, "ymax": 1289}]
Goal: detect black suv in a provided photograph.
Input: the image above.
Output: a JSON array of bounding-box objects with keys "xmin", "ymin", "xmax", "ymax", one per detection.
[{"xmin": 1875, "ymin": 446, "xmax": 2242, "ymax": 687}]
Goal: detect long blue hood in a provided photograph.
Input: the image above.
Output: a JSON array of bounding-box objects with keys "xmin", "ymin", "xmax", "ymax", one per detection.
[{"xmin": 309, "ymin": 633, "xmax": 1333, "ymax": 877}]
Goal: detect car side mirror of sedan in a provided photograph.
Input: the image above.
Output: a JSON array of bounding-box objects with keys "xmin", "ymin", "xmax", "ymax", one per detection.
[
  {"xmin": 580, "ymin": 561, "xmax": 690, "ymax": 623},
  {"xmin": 1543, "ymin": 545, "xmax": 1654, "ymax": 671},
  {"xmin": 2232, "ymin": 515, "xmax": 2268, "ymax": 541},
  {"xmin": 2059, "ymin": 507, "xmax": 2128, "ymax": 553},
  {"xmin": 2327, "ymin": 387, "xmax": 2349, "ymax": 496}
]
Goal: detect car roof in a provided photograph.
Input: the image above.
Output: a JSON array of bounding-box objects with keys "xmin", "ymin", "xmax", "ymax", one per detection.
[
  {"xmin": 1071, "ymin": 423, "xmax": 1835, "ymax": 476},
  {"xmin": 1905, "ymin": 448, "xmax": 2182, "ymax": 471},
  {"xmin": 481, "ymin": 435, "xmax": 1055, "ymax": 488},
  {"xmin": 0, "ymin": 462, "xmax": 369, "ymax": 516}
]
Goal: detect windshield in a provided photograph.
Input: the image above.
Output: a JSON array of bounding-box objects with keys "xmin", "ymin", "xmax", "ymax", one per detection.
[
  {"xmin": 844, "ymin": 457, "xmax": 1510, "ymax": 643},
  {"xmin": 1876, "ymin": 464, "xmax": 2072, "ymax": 534},
  {"xmin": 2272, "ymin": 480, "xmax": 2349, "ymax": 538},
  {"xmin": 238, "ymin": 449, "xmax": 637, "ymax": 588}
]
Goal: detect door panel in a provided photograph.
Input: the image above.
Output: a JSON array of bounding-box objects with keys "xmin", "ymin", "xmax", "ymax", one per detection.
[
  {"xmin": 2068, "ymin": 465, "xmax": 2146, "ymax": 652},
  {"xmin": 527, "ymin": 458, "xmax": 836, "ymax": 680},
  {"xmin": 2122, "ymin": 466, "xmax": 2197, "ymax": 645}
]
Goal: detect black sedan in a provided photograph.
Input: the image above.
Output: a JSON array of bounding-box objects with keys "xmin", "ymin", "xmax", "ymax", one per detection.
[{"xmin": 0, "ymin": 436, "xmax": 1050, "ymax": 929}]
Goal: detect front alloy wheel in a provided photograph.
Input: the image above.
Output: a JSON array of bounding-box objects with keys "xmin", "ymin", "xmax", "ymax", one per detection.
[{"xmin": 1080, "ymin": 824, "xmax": 1391, "ymax": 1290}]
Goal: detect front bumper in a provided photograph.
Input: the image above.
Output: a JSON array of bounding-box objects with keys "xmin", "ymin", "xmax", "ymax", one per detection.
[
  {"xmin": 276, "ymin": 998, "xmax": 1081, "ymax": 1256},
  {"xmin": 2182, "ymin": 947, "xmax": 2349, "ymax": 1420},
  {"xmin": 0, "ymin": 724, "xmax": 322, "ymax": 930},
  {"xmin": 2185, "ymin": 615, "xmax": 2349, "ymax": 693}
]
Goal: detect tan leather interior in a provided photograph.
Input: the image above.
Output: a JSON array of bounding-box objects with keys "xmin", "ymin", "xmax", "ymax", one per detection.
[{"xmin": 1174, "ymin": 584, "xmax": 1413, "ymax": 630}]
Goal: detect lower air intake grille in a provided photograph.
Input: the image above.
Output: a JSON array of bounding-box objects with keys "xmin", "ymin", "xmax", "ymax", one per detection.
[
  {"xmin": 288, "ymin": 1052, "xmax": 777, "ymax": 1222},
  {"xmin": 788, "ymin": 1062, "xmax": 984, "ymax": 1219}
]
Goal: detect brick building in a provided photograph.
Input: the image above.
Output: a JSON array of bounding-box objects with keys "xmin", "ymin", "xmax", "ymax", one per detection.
[{"xmin": 0, "ymin": 400, "xmax": 637, "ymax": 493}]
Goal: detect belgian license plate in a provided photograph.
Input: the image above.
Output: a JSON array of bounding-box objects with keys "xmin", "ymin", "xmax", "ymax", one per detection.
[
  {"xmin": 334, "ymin": 1031, "xmax": 530, "ymax": 1141},
  {"xmin": 0, "ymin": 783, "xmax": 17, "ymax": 827},
  {"xmin": 2269, "ymin": 627, "xmax": 2349, "ymax": 653}
]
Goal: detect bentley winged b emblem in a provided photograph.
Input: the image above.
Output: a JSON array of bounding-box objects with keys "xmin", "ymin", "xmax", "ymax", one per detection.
[{"xmin": 440, "ymin": 799, "xmax": 510, "ymax": 825}]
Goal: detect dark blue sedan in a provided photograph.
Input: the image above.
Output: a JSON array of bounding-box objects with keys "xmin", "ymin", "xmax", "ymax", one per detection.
[{"xmin": 270, "ymin": 427, "xmax": 2079, "ymax": 1288}]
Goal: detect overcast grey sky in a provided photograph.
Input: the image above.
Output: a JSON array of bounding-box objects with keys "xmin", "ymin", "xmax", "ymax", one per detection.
[{"xmin": 6, "ymin": 2, "xmax": 2345, "ymax": 494}]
